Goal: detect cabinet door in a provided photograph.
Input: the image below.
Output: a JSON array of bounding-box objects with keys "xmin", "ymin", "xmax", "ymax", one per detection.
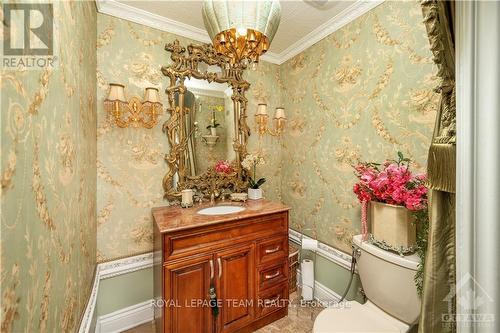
[
  {"xmin": 164, "ymin": 254, "xmax": 214, "ymax": 333},
  {"xmin": 216, "ymin": 244, "xmax": 255, "ymax": 333}
]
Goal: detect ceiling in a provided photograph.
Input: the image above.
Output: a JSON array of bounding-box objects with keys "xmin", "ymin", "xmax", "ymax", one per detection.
[{"xmin": 96, "ymin": 0, "xmax": 383, "ymax": 64}]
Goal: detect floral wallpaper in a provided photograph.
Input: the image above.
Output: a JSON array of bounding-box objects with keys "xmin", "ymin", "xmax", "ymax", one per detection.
[
  {"xmin": 96, "ymin": 0, "xmax": 436, "ymax": 261},
  {"xmin": 96, "ymin": 14, "xmax": 282, "ymax": 262},
  {"xmin": 96, "ymin": 15, "xmax": 183, "ymax": 262},
  {"xmin": 279, "ymin": 0, "xmax": 439, "ymax": 252},
  {"xmin": 244, "ymin": 61, "xmax": 284, "ymax": 202},
  {"xmin": 1, "ymin": 1, "xmax": 97, "ymax": 332},
  {"xmin": 0, "ymin": 1, "xmax": 438, "ymax": 330}
]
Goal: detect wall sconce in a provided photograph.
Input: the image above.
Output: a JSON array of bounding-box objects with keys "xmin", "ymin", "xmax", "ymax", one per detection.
[
  {"xmin": 104, "ymin": 83, "xmax": 163, "ymax": 129},
  {"xmin": 255, "ymin": 103, "xmax": 286, "ymax": 137}
]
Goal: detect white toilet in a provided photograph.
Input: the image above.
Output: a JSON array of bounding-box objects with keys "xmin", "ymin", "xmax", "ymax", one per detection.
[{"xmin": 313, "ymin": 234, "xmax": 421, "ymax": 333}]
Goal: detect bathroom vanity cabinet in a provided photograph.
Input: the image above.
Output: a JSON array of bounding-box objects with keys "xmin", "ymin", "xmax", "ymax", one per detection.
[{"xmin": 153, "ymin": 200, "xmax": 290, "ymax": 333}]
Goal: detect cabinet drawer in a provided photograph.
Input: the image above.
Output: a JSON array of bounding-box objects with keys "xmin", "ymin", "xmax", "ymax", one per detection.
[
  {"xmin": 258, "ymin": 260, "xmax": 288, "ymax": 291},
  {"xmin": 257, "ymin": 282, "xmax": 288, "ymax": 318},
  {"xmin": 257, "ymin": 236, "xmax": 287, "ymax": 265},
  {"xmin": 163, "ymin": 212, "xmax": 287, "ymax": 262}
]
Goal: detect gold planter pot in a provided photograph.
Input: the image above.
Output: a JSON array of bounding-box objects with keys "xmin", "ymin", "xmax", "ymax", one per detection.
[{"xmin": 370, "ymin": 201, "xmax": 416, "ymax": 254}]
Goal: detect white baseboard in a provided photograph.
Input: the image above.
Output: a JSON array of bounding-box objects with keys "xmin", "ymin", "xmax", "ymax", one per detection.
[
  {"xmin": 315, "ymin": 280, "xmax": 343, "ymax": 304},
  {"xmin": 95, "ymin": 300, "xmax": 154, "ymax": 333},
  {"xmin": 78, "ymin": 253, "xmax": 154, "ymax": 333},
  {"xmin": 297, "ymin": 270, "xmax": 344, "ymax": 306}
]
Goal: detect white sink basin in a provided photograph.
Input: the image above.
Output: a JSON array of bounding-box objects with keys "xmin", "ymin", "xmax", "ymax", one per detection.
[{"xmin": 197, "ymin": 205, "xmax": 246, "ymax": 215}]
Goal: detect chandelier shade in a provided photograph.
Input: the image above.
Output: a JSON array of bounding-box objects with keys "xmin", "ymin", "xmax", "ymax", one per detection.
[{"xmin": 202, "ymin": 0, "xmax": 281, "ymax": 65}]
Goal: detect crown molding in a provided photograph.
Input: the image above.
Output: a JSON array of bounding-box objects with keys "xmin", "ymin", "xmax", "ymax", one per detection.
[
  {"xmin": 274, "ymin": 0, "xmax": 384, "ymax": 64},
  {"xmin": 95, "ymin": 0, "xmax": 384, "ymax": 65},
  {"xmin": 96, "ymin": 0, "xmax": 211, "ymax": 43},
  {"xmin": 260, "ymin": 51, "xmax": 282, "ymax": 65}
]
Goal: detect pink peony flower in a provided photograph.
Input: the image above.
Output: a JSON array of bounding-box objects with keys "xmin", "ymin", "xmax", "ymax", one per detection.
[
  {"xmin": 214, "ymin": 160, "xmax": 234, "ymax": 175},
  {"xmin": 352, "ymin": 153, "xmax": 428, "ymax": 211}
]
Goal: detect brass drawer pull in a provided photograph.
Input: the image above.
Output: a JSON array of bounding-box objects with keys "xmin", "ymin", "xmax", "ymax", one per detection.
[
  {"xmin": 265, "ymin": 245, "xmax": 280, "ymax": 254},
  {"xmin": 264, "ymin": 270, "xmax": 280, "ymax": 279},
  {"xmin": 264, "ymin": 295, "xmax": 281, "ymax": 306},
  {"xmin": 218, "ymin": 258, "xmax": 222, "ymax": 278},
  {"xmin": 210, "ymin": 259, "xmax": 214, "ymax": 279}
]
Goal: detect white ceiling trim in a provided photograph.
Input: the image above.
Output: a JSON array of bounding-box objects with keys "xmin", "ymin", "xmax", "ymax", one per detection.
[
  {"xmin": 95, "ymin": 0, "xmax": 384, "ymax": 65},
  {"xmin": 275, "ymin": 0, "xmax": 384, "ymax": 63},
  {"xmin": 96, "ymin": 0, "xmax": 211, "ymax": 43}
]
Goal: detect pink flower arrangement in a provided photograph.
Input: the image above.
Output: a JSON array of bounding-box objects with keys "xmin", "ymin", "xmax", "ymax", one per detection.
[
  {"xmin": 352, "ymin": 152, "xmax": 428, "ymax": 211},
  {"xmin": 214, "ymin": 160, "xmax": 234, "ymax": 175}
]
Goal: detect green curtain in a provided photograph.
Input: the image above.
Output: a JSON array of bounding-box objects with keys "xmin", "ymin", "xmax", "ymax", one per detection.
[{"xmin": 419, "ymin": 1, "xmax": 456, "ymax": 332}]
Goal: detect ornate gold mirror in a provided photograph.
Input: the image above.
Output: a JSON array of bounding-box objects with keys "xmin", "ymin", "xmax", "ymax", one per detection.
[{"xmin": 162, "ymin": 40, "xmax": 251, "ymax": 200}]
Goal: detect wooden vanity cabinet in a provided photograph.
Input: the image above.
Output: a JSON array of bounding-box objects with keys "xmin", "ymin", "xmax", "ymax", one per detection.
[
  {"xmin": 153, "ymin": 202, "xmax": 290, "ymax": 333},
  {"xmin": 216, "ymin": 243, "xmax": 256, "ymax": 333},
  {"xmin": 163, "ymin": 254, "xmax": 214, "ymax": 333}
]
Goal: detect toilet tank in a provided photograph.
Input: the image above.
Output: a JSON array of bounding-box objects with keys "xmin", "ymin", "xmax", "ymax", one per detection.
[{"xmin": 353, "ymin": 235, "xmax": 421, "ymax": 325}]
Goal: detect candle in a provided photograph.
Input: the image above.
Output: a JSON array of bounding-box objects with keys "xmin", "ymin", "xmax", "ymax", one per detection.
[{"xmin": 181, "ymin": 189, "xmax": 194, "ymax": 207}]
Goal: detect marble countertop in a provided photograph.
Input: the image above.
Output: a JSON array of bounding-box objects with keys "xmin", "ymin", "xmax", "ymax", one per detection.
[{"xmin": 152, "ymin": 199, "xmax": 290, "ymax": 234}]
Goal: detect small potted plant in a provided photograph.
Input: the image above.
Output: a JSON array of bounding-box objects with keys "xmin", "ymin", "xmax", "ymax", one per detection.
[
  {"xmin": 242, "ymin": 153, "xmax": 266, "ymax": 200},
  {"xmin": 352, "ymin": 152, "xmax": 428, "ymax": 253},
  {"xmin": 207, "ymin": 106, "xmax": 223, "ymax": 136},
  {"xmin": 207, "ymin": 118, "xmax": 220, "ymax": 136}
]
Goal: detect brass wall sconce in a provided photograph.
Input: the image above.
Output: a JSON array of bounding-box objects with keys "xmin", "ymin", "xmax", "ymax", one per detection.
[
  {"xmin": 255, "ymin": 103, "xmax": 286, "ymax": 137},
  {"xmin": 104, "ymin": 83, "xmax": 163, "ymax": 129}
]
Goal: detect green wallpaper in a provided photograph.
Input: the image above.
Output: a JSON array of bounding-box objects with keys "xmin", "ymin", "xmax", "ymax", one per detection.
[
  {"xmin": 279, "ymin": 0, "xmax": 439, "ymax": 253},
  {"xmin": 96, "ymin": 15, "xmax": 192, "ymax": 261},
  {"xmin": 1, "ymin": 1, "xmax": 97, "ymax": 332},
  {"xmin": 96, "ymin": 1, "xmax": 437, "ymax": 260},
  {"xmin": 96, "ymin": 14, "xmax": 282, "ymax": 262},
  {"xmin": 0, "ymin": 1, "xmax": 439, "ymax": 329}
]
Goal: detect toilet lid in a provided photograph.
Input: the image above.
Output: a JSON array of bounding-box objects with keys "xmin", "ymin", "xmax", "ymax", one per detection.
[{"xmin": 313, "ymin": 301, "xmax": 408, "ymax": 333}]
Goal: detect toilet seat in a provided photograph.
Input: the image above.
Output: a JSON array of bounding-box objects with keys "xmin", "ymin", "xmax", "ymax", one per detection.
[{"xmin": 313, "ymin": 301, "xmax": 410, "ymax": 333}]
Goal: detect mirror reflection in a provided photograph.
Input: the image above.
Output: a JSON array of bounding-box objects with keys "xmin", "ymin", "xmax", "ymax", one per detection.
[{"xmin": 181, "ymin": 78, "xmax": 235, "ymax": 177}]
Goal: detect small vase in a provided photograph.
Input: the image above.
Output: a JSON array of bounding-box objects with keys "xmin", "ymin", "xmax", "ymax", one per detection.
[
  {"xmin": 210, "ymin": 127, "xmax": 217, "ymax": 136},
  {"xmin": 247, "ymin": 188, "xmax": 262, "ymax": 200}
]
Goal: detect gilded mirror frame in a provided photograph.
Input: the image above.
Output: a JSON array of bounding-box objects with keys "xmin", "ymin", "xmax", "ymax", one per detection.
[{"xmin": 162, "ymin": 40, "xmax": 250, "ymax": 200}]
